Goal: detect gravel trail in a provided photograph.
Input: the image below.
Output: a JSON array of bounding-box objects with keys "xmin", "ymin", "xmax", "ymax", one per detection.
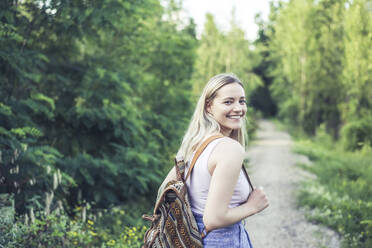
[{"xmin": 244, "ymin": 120, "xmax": 340, "ymax": 248}]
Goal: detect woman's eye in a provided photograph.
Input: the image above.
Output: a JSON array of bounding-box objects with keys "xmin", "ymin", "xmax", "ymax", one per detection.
[
  {"xmin": 240, "ymin": 99, "xmax": 247, "ymax": 104},
  {"xmin": 224, "ymin": 100, "xmax": 233, "ymax": 105}
]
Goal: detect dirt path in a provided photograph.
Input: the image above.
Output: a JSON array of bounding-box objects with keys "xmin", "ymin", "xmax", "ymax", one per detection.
[{"xmin": 244, "ymin": 120, "xmax": 340, "ymax": 248}]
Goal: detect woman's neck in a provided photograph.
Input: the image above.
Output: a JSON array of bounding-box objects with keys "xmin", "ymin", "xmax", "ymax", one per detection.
[{"xmin": 220, "ymin": 127, "xmax": 232, "ymax": 137}]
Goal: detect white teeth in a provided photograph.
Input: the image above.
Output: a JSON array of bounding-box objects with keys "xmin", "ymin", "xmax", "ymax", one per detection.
[{"xmin": 228, "ymin": 116, "xmax": 241, "ymax": 119}]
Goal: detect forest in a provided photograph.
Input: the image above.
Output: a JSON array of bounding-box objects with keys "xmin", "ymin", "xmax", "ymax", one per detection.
[{"xmin": 0, "ymin": 0, "xmax": 371, "ymax": 247}]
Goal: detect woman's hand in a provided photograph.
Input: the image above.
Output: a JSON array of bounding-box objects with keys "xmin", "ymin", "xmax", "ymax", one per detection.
[{"xmin": 244, "ymin": 187, "xmax": 269, "ymax": 215}]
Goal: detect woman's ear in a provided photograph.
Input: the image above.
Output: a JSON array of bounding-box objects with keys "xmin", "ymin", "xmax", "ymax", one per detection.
[{"xmin": 206, "ymin": 103, "xmax": 212, "ymax": 115}]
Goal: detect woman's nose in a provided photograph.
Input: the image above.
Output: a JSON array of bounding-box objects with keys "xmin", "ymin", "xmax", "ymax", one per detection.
[{"xmin": 232, "ymin": 103, "xmax": 243, "ymax": 112}]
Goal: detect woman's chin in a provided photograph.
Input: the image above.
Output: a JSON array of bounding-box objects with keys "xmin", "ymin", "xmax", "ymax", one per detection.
[
  {"xmin": 227, "ymin": 122, "xmax": 243, "ymax": 130},
  {"xmin": 221, "ymin": 125, "xmax": 242, "ymax": 135}
]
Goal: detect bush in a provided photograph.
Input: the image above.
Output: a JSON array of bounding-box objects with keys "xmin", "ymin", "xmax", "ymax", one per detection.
[
  {"xmin": 314, "ymin": 124, "xmax": 334, "ymax": 149},
  {"xmin": 341, "ymin": 117, "xmax": 372, "ymax": 151},
  {"xmin": 0, "ymin": 207, "xmax": 147, "ymax": 248}
]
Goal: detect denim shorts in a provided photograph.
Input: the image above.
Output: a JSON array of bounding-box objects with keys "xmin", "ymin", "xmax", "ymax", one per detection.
[{"xmin": 193, "ymin": 212, "xmax": 253, "ymax": 248}]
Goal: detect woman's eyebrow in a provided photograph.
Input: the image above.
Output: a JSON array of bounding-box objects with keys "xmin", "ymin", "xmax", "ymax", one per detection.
[{"xmin": 222, "ymin": 96, "xmax": 246, "ymax": 100}]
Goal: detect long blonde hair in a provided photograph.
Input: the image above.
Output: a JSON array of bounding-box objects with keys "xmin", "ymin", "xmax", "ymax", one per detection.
[{"xmin": 178, "ymin": 73, "xmax": 248, "ymax": 162}]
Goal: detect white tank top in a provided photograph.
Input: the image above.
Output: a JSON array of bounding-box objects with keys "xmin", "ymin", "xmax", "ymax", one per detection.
[{"xmin": 185, "ymin": 137, "xmax": 252, "ymax": 215}]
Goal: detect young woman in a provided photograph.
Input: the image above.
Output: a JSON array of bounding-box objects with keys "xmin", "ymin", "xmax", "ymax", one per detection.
[{"xmin": 162, "ymin": 73, "xmax": 269, "ymax": 247}]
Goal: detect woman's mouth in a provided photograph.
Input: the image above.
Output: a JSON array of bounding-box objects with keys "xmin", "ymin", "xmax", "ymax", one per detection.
[{"xmin": 227, "ymin": 115, "xmax": 242, "ymax": 119}]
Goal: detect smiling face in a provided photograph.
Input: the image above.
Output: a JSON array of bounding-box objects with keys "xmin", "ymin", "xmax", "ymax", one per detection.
[{"xmin": 206, "ymin": 83, "xmax": 247, "ymax": 136}]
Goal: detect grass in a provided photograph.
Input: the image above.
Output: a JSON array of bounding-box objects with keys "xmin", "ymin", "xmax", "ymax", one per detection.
[{"xmin": 291, "ymin": 126, "xmax": 372, "ymax": 248}]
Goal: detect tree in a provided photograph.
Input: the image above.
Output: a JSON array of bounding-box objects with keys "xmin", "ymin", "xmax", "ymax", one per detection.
[
  {"xmin": 0, "ymin": 0, "xmax": 73, "ymax": 215},
  {"xmin": 192, "ymin": 13, "xmax": 262, "ymax": 100},
  {"xmin": 340, "ymin": 0, "xmax": 372, "ymax": 149},
  {"xmin": 268, "ymin": 0, "xmax": 345, "ymax": 136},
  {"xmin": 0, "ymin": 0, "xmax": 197, "ymax": 216},
  {"xmin": 250, "ymin": 10, "xmax": 279, "ymax": 117}
]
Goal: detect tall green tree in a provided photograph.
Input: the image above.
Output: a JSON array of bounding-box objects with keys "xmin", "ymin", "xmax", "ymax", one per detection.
[
  {"xmin": 267, "ymin": 0, "xmax": 371, "ymax": 145},
  {"xmin": 191, "ymin": 14, "xmax": 225, "ymax": 95},
  {"xmin": 0, "ymin": 0, "xmax": 74, "ymax": 215},
  {"xmin": 250, "ymin": 8, "xmax": 280, "ymax": 117},
  {"xmin": 340, "ymin": 0, "xmax": 372, "ymax": 149},
  {"xmin": 269, "ymin": 0, "xmax": 313, "ymax": 127},
  {"xmin": 269, "ymin": 0, "xmax": 345, "ymax": 136},
  {"xmin": 1, "ymin": 0, "xmax": 197, "ymax": 216},
  {"xmin": 192, "ymin": 13, "xmax": 262, "ymax": 99}
]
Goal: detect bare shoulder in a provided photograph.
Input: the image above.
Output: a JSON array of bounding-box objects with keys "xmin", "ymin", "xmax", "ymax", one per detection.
[
  {"xmin": 215, "ymin": 136, "xmax": 244, "ymax": 153},
  {"xmin": 209, "ymin": 137, "xmax": 245, "ymax": 166}
]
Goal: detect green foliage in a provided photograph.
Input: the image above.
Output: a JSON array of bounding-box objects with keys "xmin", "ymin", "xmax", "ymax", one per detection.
[
  {"xmin": 250, "ymin": 12, "xmax": 278, "ymax": 117},
  {"xmin": 268, "ymin": 0, "xmax": 345, "ymax": 136},
  {"xmin": 0, "ymin": 207, "xmax": 147, "ymax": 248},
  {"xmin": 0, "ymin": 96, "xmax": 72, "ymax": 214},
  {"xmin": 341, "ymin": 116, "xmax": 372, "ymax": 151},
  {"xmin": 340, "ymin": 0, "xmax": 372, "ymax": 123},
  {"xmin": 245, "ymin": 106, "xmax": 259, "ymax": 141},
  {"xmin": 191, "ymin": 13, "xmax": 262, "ymax": 99},
  {"xmin": 264, "ymin": 0, "xmax": 372, "ymax": 143},
  {"xmin": 1, "ymin": 0, "xmax": 197, "ymax": 215},
  {"xmin": 294, "ymin": 139, "xmax": 372, "ymax": 247}
]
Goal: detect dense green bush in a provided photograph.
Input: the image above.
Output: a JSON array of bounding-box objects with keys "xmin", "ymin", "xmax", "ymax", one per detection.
[{"xmin": 341, "ymin": 117, "xmax": 372, "ymax": 151}]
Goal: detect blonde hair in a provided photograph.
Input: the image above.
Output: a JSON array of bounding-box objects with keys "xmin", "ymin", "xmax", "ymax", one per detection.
[{"xmin": 178, "ymin": 73, "xmax": 248, "ymax": 162}]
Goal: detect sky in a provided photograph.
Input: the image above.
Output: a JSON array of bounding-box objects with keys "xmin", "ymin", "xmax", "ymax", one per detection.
[{"xmin": 181, "ymin": 0, "xmax": 273, "ymax": 41}]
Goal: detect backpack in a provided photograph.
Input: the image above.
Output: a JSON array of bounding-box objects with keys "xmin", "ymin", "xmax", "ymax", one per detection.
[{"xmin": 142, "ymin": 135, "xmax": 224, "ymax": 248}]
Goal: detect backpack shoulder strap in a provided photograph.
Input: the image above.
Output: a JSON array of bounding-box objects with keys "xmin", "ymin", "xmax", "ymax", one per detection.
[
  {"xmin": 242, "ymin": 164, "xmax": 254, "ymax": 191},
  {"xmin": 174, "ymin": 156, "xmax": 186, "ymax": 181},
  {"xmin": 183, "ymin": 134, "xmax": 224, "ymax": 182}
]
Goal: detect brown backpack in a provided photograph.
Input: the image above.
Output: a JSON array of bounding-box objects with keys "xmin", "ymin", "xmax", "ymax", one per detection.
[{"xmin": 142, "ymin": 135, "xmax": 224, "ymax": 248}]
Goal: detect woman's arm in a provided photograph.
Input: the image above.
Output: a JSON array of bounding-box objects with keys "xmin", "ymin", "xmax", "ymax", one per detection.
[{"xmin": 203, "ymin": 138, "xmax": 269, "ymax": 231}]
